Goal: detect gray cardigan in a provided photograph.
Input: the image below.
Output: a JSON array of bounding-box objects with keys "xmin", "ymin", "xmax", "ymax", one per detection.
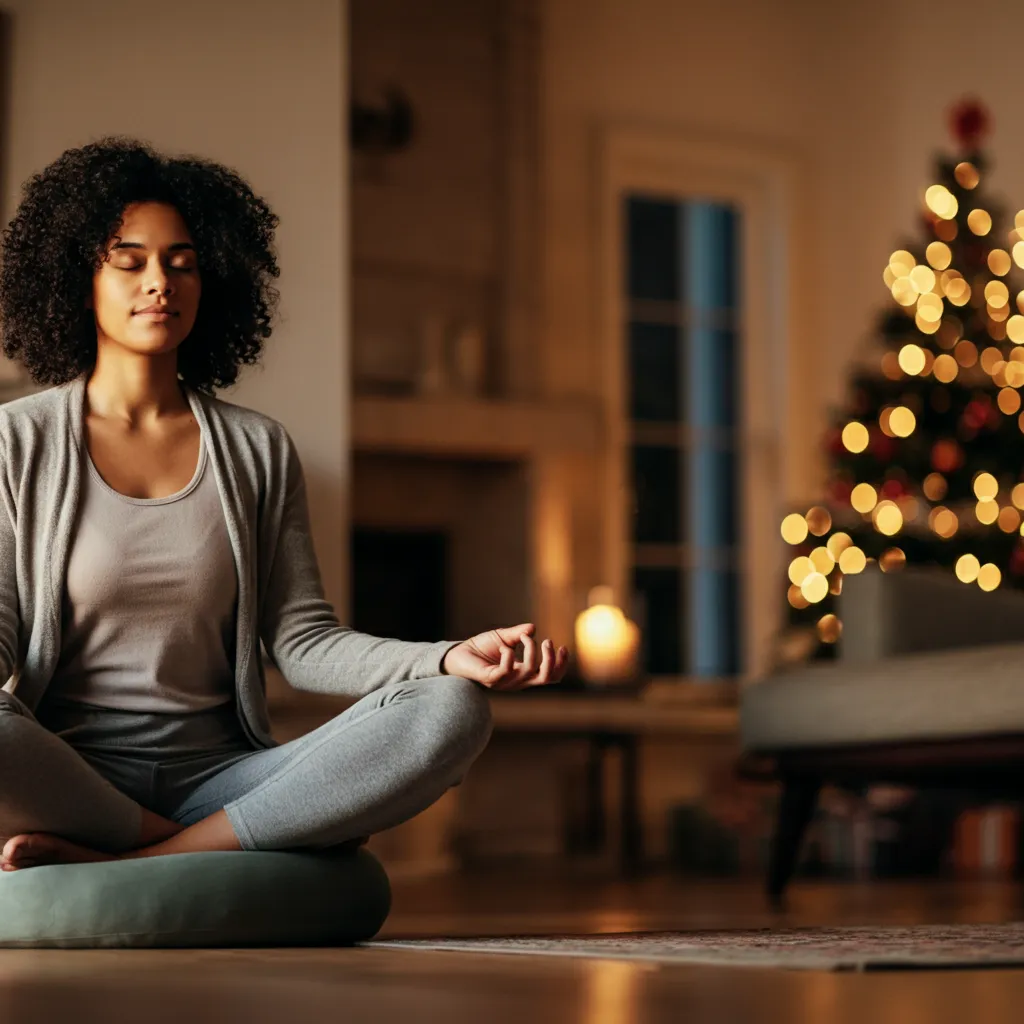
[{"xmin": 0, "ymin": 374, "xmax": 455, "ymax": 748}]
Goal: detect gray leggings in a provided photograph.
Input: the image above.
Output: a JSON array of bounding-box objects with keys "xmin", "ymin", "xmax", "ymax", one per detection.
[{"xmin": 0, "ymin": 676, "xmax": 493, "ymax": 853}]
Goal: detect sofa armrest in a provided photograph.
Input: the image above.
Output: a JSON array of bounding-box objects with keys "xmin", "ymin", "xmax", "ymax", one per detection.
[{"xmin": 838, "ymin": 565, "xmax": 1024, "ymax": 662}]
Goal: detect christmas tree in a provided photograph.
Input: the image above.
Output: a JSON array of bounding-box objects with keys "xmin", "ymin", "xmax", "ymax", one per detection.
[{"xmin": 781, "ymin": 99, "xmax": 1024, "ymax": 658}]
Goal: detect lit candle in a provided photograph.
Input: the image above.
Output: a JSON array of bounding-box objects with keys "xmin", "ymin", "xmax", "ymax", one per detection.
[{"xmin": 574, "ymin": 595, "xmax": 640, "ymax": 685}]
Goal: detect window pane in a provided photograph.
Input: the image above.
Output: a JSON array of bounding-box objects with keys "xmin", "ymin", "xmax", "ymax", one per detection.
[
  {"xmin": 690, "ymin": 568, "xmax": 740, "ymax": 676},
  {"xmin": 628, "ymin": 321, "xmax": 683, "ymax": 422},
  {"xmin": 633, "ymin": 567, "xmax": 684, "ymax": 675},
  {"xmin": 692, "ymin": 446, "xmax": 739, "ymax": 547},
  {"xmin": 631, "ymin": 445, "xmax": 683, "ymax": 543},
  {"xmin": 626, "ymin": 196, "xmax": 681, "ymax": 302}
]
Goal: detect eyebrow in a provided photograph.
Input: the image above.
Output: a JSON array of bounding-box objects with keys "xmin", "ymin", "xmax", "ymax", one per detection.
[{"xmin": 109, "ymin": 242, "xmax": 196, "ymax": 252}]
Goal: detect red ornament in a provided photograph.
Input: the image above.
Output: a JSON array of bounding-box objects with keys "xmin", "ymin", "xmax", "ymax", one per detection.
[
  {"xmin": 828, "ymin": 477, "xmax": 853, "ymax": 506},
  {"xmin": 949, "ymin": 98, "xmax": 991, "ymax": 150},
  {"xmin": 869, "ymin": 426, "xmax": 897, "ymax": 462},
  {"xmin": 1011, "ymin": 545, "xmax": 1024, "ymax": 576},
  {"xmin": 880, "ymin": 478, "xmax": 905, "ymax": 500},
  {"xmin": 931, "ymin": 438, "xmax": 963, "ymax": 473},
  {"xmin": 963, "ymin": 398, "xmax": 991, "ymax": 431},
  {"xmin": 825, "ymin": 426, "xmax": 845, "ymax": 457}
]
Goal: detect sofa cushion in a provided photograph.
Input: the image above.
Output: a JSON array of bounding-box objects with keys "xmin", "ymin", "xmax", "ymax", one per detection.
[
  {"xmin": 741, "ymin": 642, "xmax": 1024, "ymax": 752},
  {"xmin": 0, "ymin": 847, "xmax": 390, "ymax": 949}
]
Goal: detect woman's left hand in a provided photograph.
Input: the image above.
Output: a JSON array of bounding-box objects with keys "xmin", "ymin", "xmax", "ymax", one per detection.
[{"xmin": 441, "ymin": 623, "xmax": 569, "ymax": 690}]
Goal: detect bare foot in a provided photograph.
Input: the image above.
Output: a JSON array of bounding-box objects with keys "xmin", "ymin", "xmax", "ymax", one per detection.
[{"xmin": 1, "ymin": 832, "xmax": 116, "ymax": 871}]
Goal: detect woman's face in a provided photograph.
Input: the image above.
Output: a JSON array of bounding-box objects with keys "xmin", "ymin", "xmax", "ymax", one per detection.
[{"xmin": 89, "ymin": 201, "xmax": 201, "ymax": 357}]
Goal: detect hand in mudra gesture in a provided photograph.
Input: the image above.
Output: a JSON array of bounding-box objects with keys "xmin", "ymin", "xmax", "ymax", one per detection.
[{"xmin": 442, "ymin": 623, "xmax": 569, "ymax": 690}]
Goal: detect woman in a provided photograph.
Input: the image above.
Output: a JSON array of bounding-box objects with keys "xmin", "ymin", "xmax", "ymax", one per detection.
[{"xmin": 0, "ymin": 137, "xmax": 568, "ymax": 871}]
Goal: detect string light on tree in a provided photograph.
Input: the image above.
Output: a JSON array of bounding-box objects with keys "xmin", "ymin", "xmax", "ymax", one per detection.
[{"xmin": 780, "ymin": 98, "xmax": 1024, "ymax": 665}]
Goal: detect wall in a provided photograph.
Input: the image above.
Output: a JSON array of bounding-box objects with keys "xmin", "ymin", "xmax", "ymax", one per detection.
[
  {"xmin": 543, "ymin": 0, "xmax": 1024, "ymax": 515},
  {"xmin": 0, "ymin": 0, "xmax": 350, "ymax": 615}
]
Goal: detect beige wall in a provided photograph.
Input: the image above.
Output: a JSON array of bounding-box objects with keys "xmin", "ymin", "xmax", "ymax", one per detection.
[
  {"xmin": 1, "ymin": 0, "xmax": 350, "ymax": 615},
  {"xmin": 542, "ymin": 0, "xmax": 1024, "ymax": 514}
]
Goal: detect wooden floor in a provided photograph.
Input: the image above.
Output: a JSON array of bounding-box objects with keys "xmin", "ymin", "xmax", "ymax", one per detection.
[{"xmin": 4, "ymin": 866, "xmax": 1024, "ymax": 1023}]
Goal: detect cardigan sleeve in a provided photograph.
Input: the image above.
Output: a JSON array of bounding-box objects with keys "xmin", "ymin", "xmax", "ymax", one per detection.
[
  {"xmin": 0, "ymin": 438, "xmax": 18, "ymax": 685},
  {"xmin": 258, "ymin": 431, "xmax": 460, "ymax": 697}
]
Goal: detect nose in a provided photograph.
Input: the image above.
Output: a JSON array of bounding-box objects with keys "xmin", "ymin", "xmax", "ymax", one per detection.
[{"xmin": 145, "ymin": 260, "xmax": 174, "ymax": 297}]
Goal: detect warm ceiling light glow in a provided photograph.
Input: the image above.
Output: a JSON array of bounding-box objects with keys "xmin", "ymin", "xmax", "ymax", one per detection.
[
  {"xmin": 989, "ymin": 249, "xmax": 1013, "ymax": 276},
  {"xmin": 956, "ymin": 554, "xmax": 981, "ymax": 583},
  {"xmin": 839, "ymin": 546, "xmax": 867, "ymax": 574},
  {"xmin": 897, "ymin": 344, "xmax": 926, "ymax": 375},
  {"xmin": 826, "ymin": 532, "xmax": 853, "ymax": 558},
  {"xmin": 1004, "ymin": 362, "xmax": 1024, "ymax": 388},
  {"xmin": 968, "ymin": 209, "xmax": 993, "ymax": 235},
  {"xmin": 915, "ymin": 312, "xmax": 940, "ymax": 335},
  {"xmin": 973, "ymin": 471, "xmax": 999, "ymax": 500},
  {"xmin": 787, "ymin": 584, "xmax": 809, "ymax": 609},
  {"xmin": 1014, "ymin": 242, "xmax": 1024, "ymax": 270},
  {"xmin": 873, "ymin": 500, "xmax": 903, "ymax": 535},
  {"xmin": 850, "ymin": 483, "xmax": 878, "ymax": 514},
  {"xmin": 926, "ymin": 241, "xmax": 952, "ymax": 270},
  {"xmin": 800, "ymin": 572, "xmax": 829, "ymax": 604},
  {"xmin": 888, "ymin": 407, "xmax": 916, "ymax": 437},
  {"xmin": 780, "ymin": 513, "xmax": 809, "ymax": 545},
  {"xmin": 841, "ymin": 421, "xmax": 869, "ymax": 453},
  {"xmin": 883, "ymin": 266, "xmax": 896, "ymax": 288},
  {"xmin": 978, "ymin": 563, "xmax": 1002, "ymax": 591},
  {"xmin": 1012, "ymin": 483, "xmax": 1024, "ymax": 510},
  {"xmin": 1008, "ymin": 315, "xmax": 1024, "ymax": 343},
  {"xmin": 932, "ymin": 353, "xmax": 958, "ymax": 382}
]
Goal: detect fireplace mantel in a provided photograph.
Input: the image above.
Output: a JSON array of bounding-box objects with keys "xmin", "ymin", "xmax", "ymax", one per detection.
[{"xmin": 352, "ymin": 395, "xmax": 602, "ymax": 459}]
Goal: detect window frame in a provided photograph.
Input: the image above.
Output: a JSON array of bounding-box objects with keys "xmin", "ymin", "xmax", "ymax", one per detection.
[{"xmin": 597, "ymin": 126, "xmax": 800, "ymax": 686}]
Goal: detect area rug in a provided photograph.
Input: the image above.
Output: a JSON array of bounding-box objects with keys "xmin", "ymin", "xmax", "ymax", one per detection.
[{"xmin": 372, "ymin": 924, "xmax": 1024, "ymax": 971}]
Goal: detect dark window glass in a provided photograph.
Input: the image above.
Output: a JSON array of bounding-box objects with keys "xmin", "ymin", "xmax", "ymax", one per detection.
[
  {"xmin": 626, "ymin": 196, "xmax": 681, "ymax": 302},
  {"xmin": 691, "ymin": 569, "xmax": 740, "ymax": 676},
  {"xmin": 633, "ymin": 567, "xmax": 684, "ymax": 675},
  {"xmin": 692, "ymin": 447, "xmax": 739, "ymax": 548},
  {"xmin": 631, "ymin": 445, "xmax": 683, "ymax": 543},
  {"xmin": 628, "ymin": 322, "xmax": 682, "ymax": 422}
]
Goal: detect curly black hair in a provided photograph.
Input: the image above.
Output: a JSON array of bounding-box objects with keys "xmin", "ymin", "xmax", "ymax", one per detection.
[{"xmin": 0, "ymin": 136, "xmax": 281, "ymax": 394}]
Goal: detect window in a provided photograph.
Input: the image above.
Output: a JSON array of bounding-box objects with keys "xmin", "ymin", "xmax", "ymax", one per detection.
[{"xmin": 625, "ymin": 195, "xmax": 742, "ymax": 679}]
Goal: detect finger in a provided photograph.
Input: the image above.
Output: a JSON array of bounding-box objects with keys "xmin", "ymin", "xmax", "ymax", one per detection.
[
  {"xmin": 519, "ymin": 631, "xmax": 538, "ymax": 681},
  {"xmin": 551, "ymin": 645, "xmax": 570, "ymax": 681},
  {"xmin": 495, "ymin": 622, "xmax": 535, "ymax": 647},
  {"xmin": 533, "ymin": 638, "xmax": 554, "ymax": 685},
  {"xmin": 481, "ymin": 643, "xmax": 515, "ymax": 688}
]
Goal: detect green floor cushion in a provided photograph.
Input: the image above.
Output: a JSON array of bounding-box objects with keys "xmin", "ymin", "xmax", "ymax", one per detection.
[{"xmin": 0, "ymin": 848, "xmax": 391, "ymax": 949}]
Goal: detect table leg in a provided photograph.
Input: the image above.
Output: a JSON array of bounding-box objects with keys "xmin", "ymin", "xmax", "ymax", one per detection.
[{"xmin": 620, "ymin": 734, "xmax": 642, "ymax": 875}]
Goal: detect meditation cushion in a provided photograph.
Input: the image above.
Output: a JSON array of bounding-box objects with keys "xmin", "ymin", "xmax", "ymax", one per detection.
[{"xmin": 0, "ymin": 848, "xmax": 391, "ymax": 948}]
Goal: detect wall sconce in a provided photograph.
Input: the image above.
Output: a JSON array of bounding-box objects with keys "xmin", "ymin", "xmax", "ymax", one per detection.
[
  {"xmin": 350, "ymin": 86, "xmax": 414, "ymax": 155},
  {"xmin": 574, "ymin": 586, "xmax": 641, "ymax": 686}
]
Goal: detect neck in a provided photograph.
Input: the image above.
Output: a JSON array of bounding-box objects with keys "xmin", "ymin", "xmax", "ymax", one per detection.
[{"xmin": 84, "ymin": 348, "xmax": 187, "ymax": 428}]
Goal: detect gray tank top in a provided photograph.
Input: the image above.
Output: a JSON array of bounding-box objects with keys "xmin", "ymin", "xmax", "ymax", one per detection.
[{"xmin": 35, "ymin": 430, "xmax": 253, "ymax": 759}]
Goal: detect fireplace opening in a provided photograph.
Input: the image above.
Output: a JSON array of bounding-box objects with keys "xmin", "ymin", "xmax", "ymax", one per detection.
[{"xmin": 351, "ymin": 527, "xmax": 449, "ymax": 642}]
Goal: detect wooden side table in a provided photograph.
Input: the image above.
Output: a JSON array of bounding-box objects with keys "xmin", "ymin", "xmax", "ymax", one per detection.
[{"xmin": 489, "ymin": 692, "xmax": 737, "ymax": 875}]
